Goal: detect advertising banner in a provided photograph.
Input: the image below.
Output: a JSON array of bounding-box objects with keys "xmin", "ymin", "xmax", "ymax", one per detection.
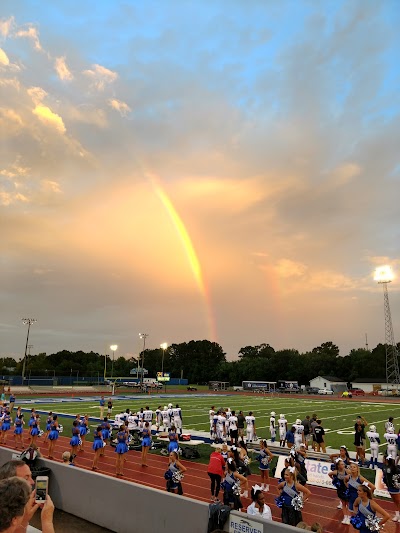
[{"xmin": 229, "ymin": 515, "xmax": 264, "ymax": 533}]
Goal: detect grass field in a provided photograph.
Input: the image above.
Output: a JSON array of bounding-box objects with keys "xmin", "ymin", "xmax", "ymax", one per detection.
[{"xmin": 17, "ymin": 393, "xmax": 399, "ymax": 455}]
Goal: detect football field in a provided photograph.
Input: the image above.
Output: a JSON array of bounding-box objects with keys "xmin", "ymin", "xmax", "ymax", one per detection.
[{"xmin": 17, "ymin": 393, "xmax": 399, "ymax": 453}]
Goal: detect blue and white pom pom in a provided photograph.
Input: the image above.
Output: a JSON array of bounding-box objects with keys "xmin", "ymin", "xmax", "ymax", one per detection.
[
  {"xmin": 275, "ymin": 495, "xmax": 284, "ymax": 508},
  {"xmin": 291, "ymin": 495, "xmax": 304, "ymax": 511},
  {"xmin": 232, "ymin": 481, "xmax": 241, "ymax": 496},
  {"xmin": 261, "ymin": 457, "xmax": 269, "ymax": 465},
  {"xmin": 243, "ymin": 456, "xmax": 250, "ymax": 466},
  {"xmin": 365, "ymin": 516, "xmax": 382, "ymax": 532},
  {"xmin": 172, "ymin": 471, "xmax": 184, "ymax": 483},
  {"xmin": 57, "ymin": 424, "xmax": 63, "ymax": 433},
  {"xmin": 392, "ymin": 474, "xmax": 400, "ymax": 489},
  {"xmin": 38, "ymin": 430, "xmax": 44, "ymax": 437}
]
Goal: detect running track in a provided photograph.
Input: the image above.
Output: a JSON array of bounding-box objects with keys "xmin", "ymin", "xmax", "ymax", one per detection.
[{"xmin": 1, "ymin": 434, "xmax": 398, "ymax": 533}]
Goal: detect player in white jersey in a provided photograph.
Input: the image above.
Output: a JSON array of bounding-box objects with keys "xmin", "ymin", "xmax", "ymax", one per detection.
[
  {"xmin": 209, "ymin": 406, "xmax": 215, "ymax": 438},
  {"xmin": 161, "ymin": 406, "xmax": 171, "ymax": 431},
  {"xmin": 137, "ymin": 408, "xmax": 144, "ymax": 429},
  {"xmin": 293, "ymin": 419, "xmax": 305, "ymax": 447},
  {"xmin": 127, "ymin": 412, "xmax": 138, "ymax": 432},
  {"xmin": 384, "ymin": 427, "xmax": 398, "ymax": 460},
  {"xmin": 269, "ymin": 411, "xmax": 276, "ymax": 443},
  {"xmin": 228, "ymin": 410, "xmax": 239, "ymax": 446},
  {"xmin": 143, "ymin": 406, "xmax": 153, "ymax": 425},
  {"xmin": 278, "ymin": 414, "xmax": 287, "ymax": 447},
  {"xmin": 245, "ymin": 411, "xmax": 256, "ymax": 442},
  {"xmin": 385, "ymin": 417, "xmax": 395, "ymax": 433},
  {"xmin": 366, "ymin": 425, "xmax": 380, "ymax": 469},
  {"xmin": 167, "ymin": 403, "xmax": 174, "ymax": 426},
  {"xmin": 216, "ymin": 412, "xmax": 226, "ymax": 442},
  {"xmin": 155, "ymin": 406, "xmax": 162, "ymax": 431},
  {"xmin": 172, "ymin": 404, "xmax": 183, "ymax": 434}
]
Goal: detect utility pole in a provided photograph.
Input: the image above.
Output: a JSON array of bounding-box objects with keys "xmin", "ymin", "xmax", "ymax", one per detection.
[{"xmin": 21, "ymin": 319, "xmax": 36, "ymax": 382}]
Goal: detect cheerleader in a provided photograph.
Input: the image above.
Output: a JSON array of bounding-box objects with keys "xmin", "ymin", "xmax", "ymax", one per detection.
[
  {"xmin": 384, "ymin": 427, "xmax": 397, "ymax": 461},
  {"xmin": 79, "ymin": 414, "xmax": 89, "ymax": 451},
  {"xmin": 47, "ymin": 415, "xmax": 59, "ymax": 459},
  {"xmin": 247, "ymin": 485, "xmax": 272, "ymax": 520},
  {"xmin": 366, "ymin": 425, "xmax": 380, "ymax": 469},
  {"xmin": 277, "ymin": 467, "xmax": 311, "ymax": 526},
  {"xmin": 278, "ymin": 414, "xmax": 288, "ymax": 447},
  {"xmin": 238, "ymin": 440, "xmax": 252, "ymax": 476},
  {"xmin": 13, "ymin": 414, "xmax": 24, "ymax": 449},
  {"xmin": 165, "ymin": 450, "xmax": 186, "ymax": 495},
  {"xmin": 353, "ymin": 485, "xmax": 389, "ymax": 532},
  {"xmin": 381, "ymin": 454, "xmax": 400, "ymax": 521},
  {"xmin": 0, "ymin": 409, "xmax": 11, "ymax": 444},
  {"xmin": 92, "ymin": 425, "xmax": 104, "ymax": 470},
  {"xmin": 167, "ymin": 425, "xmax": 179, "ymax": 453},
  {"xmin": 328, "ymin": 459, "xmax": 350, "ymax": 523},
  {"xmin": 330, "ymin": 445, "xmax": 351, "ymax": 467},
  {"xmin": 141, "ymin": 421, "xmax": 152, "ymax": 466},
  {"xmin": 115, "ymin": 427, "xmax": 128, "ymax": 476},
  {"xmin": 257, "ymin": 439, "xmax": 273, "ymax": 492},
  {"xmin": 44, "ymin": 412, "xmax": 53, "ymax": 441},
  {"xmin": 69, "ymin": 420, "xmax": 81, "ymax": 458},
  {"xmin": 221, "ymin": 442, "xmax": 229, "ymax": 462},
  {"xmin": 100, "ymin": 418, "xmax": 110, "ymax": 456},
  {"xmin": 29, "ymin": 415, "xmax": 40, "ymax": 447},
  {"xmin": 222, "ymin": 458, "xmax": 248, "ymax": 510},
  {"xmin": 345, "ymin": 463, "xmax": 375, "ymax": 518}
]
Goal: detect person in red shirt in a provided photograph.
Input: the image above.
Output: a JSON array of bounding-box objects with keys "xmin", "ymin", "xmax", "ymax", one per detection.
[{"xmin": 207, "ymin": 447, "xmax": 226, "ymax": 502}]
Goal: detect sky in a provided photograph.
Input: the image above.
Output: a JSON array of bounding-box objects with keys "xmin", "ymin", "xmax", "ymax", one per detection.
[{"xmin": 1, "ymin": 0, "xmax": 399, "ymax": 363}]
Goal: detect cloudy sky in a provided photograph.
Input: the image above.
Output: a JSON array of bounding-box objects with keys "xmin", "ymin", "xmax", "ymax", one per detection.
[{"xmin": 1, "ymin": 1, "xmax": 399, "ymax": 362}]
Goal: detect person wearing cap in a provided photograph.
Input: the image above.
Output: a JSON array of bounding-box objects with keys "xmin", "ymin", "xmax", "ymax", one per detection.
[
  {"xmin": 269, "ymin": 412, "xmax": 276, "ymax": 443},
  {"xmin": 278, "ymin": 414, "xmax": 287, "ymax": 447},
  {"xmin": 366, "ymin": 425, "xmax": 380, "ymax": 469}
]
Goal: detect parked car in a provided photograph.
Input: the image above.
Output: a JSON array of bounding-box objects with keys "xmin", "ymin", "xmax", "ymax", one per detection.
[
  {"xmin": 318, "ymin": 388, "xmax": 334, "ymax": 395},
  {"xmin": 233, "ymin": 386, "xmax": 243, "ymax": 392},
  {"xmin": 305, "ymin": 387, "xmax": 320, "ymax": 394},
  {"xmin": 349, "ymin": 388, "xmax": 365, "ymax": 396}
]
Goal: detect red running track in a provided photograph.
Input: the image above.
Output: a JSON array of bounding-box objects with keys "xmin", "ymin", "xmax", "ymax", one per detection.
[{"xmin": 1, "ymin": 434, "xmax": 398, "ymax": 533}]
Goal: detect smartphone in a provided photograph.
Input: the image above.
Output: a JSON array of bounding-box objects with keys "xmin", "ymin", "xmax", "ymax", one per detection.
[{"xmin": 35, "ymin": 476, "xmax": 49, "ymax": 504}]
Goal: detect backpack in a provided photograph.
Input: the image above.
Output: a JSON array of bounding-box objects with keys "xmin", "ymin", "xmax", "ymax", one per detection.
[
  {"xmin": 181, "ymin": 446, "xmax": 200, "ymax": 459},
  {"xmin": 207, "ymin": 501, "xmax": 231, "ymax": 533},
  {"xmin": 179, "ymin": 434, "xmax": 191, "ymax": 441}
]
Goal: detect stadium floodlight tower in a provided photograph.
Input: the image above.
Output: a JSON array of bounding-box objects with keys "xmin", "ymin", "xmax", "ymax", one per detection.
[
  {"xmin": 374, "ymin": 266, "xmax": 400, "ymax": 388},
  {"xmin": 139, "ymin": 333, "xmax": 149, "ymax": 387}
]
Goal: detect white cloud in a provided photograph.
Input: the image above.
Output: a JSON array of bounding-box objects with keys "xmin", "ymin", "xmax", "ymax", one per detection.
[
  {"xmin": 41, "ymin": 180, "xmax": 62, "ymax": 194},
  {"xmin": 108, "ymin": 98, "xmax": 131, "ymax": 116},
  {"xmin": 32, "ymin": 104, "xmax": 66, "ymax": 134},
  {"xmin": 0, "ymin": 48, "xmax": 10, "ymax": 66},
  {"xmin": 0, "ymin": 17, "xmax": 14, "ymax": 38},
  {"xmin": 0, "ymin": 191, "xmax": 29, "ymax": 206},
  {"xmin": 83, "ymin": 63, "xmax": 118, "ymax": 90},
  {"xmin": 15, "ymin": 26, "xmax": 42, "ymax": 52},
  {"xmin": 54, "ymin": 56, "xmax": 73, "ymax": 81},
  {"xmin": 27, "ymin": 86, "xmax": 47, "ymax": 105}
]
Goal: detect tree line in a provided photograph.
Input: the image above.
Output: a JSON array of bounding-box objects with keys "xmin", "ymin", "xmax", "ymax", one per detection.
[{"xmin": 0, "ymin": 339, "xmax": 395, "ymax": 385}]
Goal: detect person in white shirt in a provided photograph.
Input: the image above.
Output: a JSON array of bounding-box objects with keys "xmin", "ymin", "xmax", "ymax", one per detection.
[
  {"xmin": 216, "ymin": 412, "xmax": 226, "ymax": 443},
  {"xmin": 127, "ymin": 413, "xmax": 138, "ymax": 432},
  {"xmin": 293, "ymin": 419, "xmax": 305, "ymax": 447},
  {"xmin": 172, "ymin": 405, "xmax": 183, "ymax": 435},
  {"xmin": 161, "ymin": 406, "xmax": 171, "ymax": 432},
  {"xmin": 269, "ymin": 412, "xmax": 276, "ymax": 443},
  {"xmin": 245, "ymin": 412, "xmax": 256, "ymax": 443},
  {"xmin": 385, "ymin": 418, "xmax": 395, "ymax": 433},
  {"xmin": 137, "ymin": 408, "xmax": 144, "ymax": 429},
  {"xmin": 247, "ymin": 485, "xmax": 272, "ymax": 521},
  {"xmin": 366, "ymin": 425, "xmax": 380, "ymax": 469},
  {"xmin": 228, "ymin": 410, "xmax": 239, "ymax": 446},
  {"xmin": 278, "ymin": 414, "xmax": 287, "ymax": 447},
  {"xmin": 384, "ymin": 427, "xmax": 397, "ymax": 460},
  {"xmin": 143, "ymin": 406, "xmax": 153, "ymax": 426},
  {"xmin": 209, "ymin": 406, "xmax": 215, "ymax": 438}
]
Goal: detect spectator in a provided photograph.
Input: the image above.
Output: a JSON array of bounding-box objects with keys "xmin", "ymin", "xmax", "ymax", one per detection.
[
  {"xmin": 0, "ymin": 476, "xmax": 31, "ymax": 533},
  {"xmin": 296, "ymin": 522, "xmax": 311, "ymax": 530},
  {"xmin": 247, "ymin": 485, "xmax": 272, "ymax": 520},
  {"xmin": 301, "ymin": 416, "xmax": 311, "ymax": 449},
  {"xmin": 207, "ymin": 446, "xmax": 225, "ymax": 502},
  {"xmin": 285, "ymin": 426, "xmax": 295, "ymax": 449},
  {"xmin": 354, "ymin": 415, "xmax": 367, "ymax": 466},
  {"xmin": 237, "ymin": 411, "xmax": 245, "ymax": 439},
  {"xmin": 99, "ymin": 396, "xmax": 105, "ymax": 418},
  {"xmin": 0, "ymin": 459, "xmax": 55, "ymax": 533},
  {"xmin": 311, "ymin": 522, "xmax": 323, "ymax": 533},
  {"xmin": 310, "ymin": 415, "xmax": 318, "ymax": 451},
  {"xmin": 314, "ymin": 420, "xmax": 326, "ymax": 453}
]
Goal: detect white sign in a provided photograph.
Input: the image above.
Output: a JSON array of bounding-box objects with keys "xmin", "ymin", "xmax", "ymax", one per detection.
[
  {"xmin": 229, "ymin": 515, "xmax": 264, "ymax": 533},
  {"xmin": 275, "ymin": 456, "xmax": 334, "ymax": 489}
]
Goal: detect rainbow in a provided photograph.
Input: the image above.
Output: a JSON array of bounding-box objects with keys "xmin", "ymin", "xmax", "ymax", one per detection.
[{"xmin": 146, "ymin": 173, "xmax": 217, "ymax": 342}]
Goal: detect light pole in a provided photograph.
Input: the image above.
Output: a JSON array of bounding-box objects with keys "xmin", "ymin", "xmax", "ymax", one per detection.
[
  {"xmin": 139, "ymin": 333, "xmax": 148, "ymax": 387},
  {"xmin": 21, "ymin": 319, "xmax": 36, "ymax": 382},
  {"xmin": 110, "ymin": 345, "xmax": 118, "ymax": 378},
  {"xmin": 374, "ymin": 266, "xmax": 400, "ymax": 387},
  {"xmin": 160, "ymin": 342, "xmax": 168, "ymax": 375}
]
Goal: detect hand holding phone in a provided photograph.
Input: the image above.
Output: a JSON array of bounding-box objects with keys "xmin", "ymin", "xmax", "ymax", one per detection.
[{"xmin": 35, "ymin": 476, "xmax": 49, "ymax": 504}]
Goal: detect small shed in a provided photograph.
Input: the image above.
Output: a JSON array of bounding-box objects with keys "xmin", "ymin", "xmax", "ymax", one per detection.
[{"xmin": 309, "ymin": 376, "xmax": 346, "ymax": 392}]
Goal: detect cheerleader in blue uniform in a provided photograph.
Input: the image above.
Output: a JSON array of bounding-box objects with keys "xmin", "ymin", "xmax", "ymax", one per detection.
[
  {"xmin": 100, "ymin": 418, "xmax": 110, "ymax": 456},
  {"xmin": 0, "ymin": 410, "xmax": 11, "ymax": 444},
  {"xmin": 165, "ymin": 450, "xmax": 187, "ymax": 495},
  {"xmin": 44, "ymin": 412, "xmax": 53, "ymax": 442},
  {"xmin": 92, "ymin": 425, "xmax": 104, "ymax": 470},
  {"xmin": 29, "ymin": 415, "xmax": 40, "ymax": 447},
  {"xmin": 328, "ymin": 459, "xmax": 351, "ymax": 523},
  {"xmin": 141, "ymin": 421, "xmax": 152, "ymax": 466},
  {"xmin": 48, "ymin": 415, "xmax": 59, "ymax": 459},
  {"xmin": 257, "ymin": 440, "xmax": 273, "ymax": 492},
  {"xmin": 345, "ymin": 463, "xmax": 375, "ymax": 520},
  {"xmin": 13, "ymin": 414, "xmax": 24, "ymax": 449},
  {"xmin": 222, "ymin": 458, "xmax": 248, "ymax": 510},
  {"xmin": 79, "ymin": 414, "xmax": 89, "ymax": 452},
  {"xmin": 277, "ymin": 467, "xmax": 311, "ymax": 526},
  {"xmin": 381, "ymin": 454, "xmax": 400, "ymax": 522},
  {"xmin": 168, "ymin": 425, "xmax": 179, "ymax": 453},
  {"xmin": 115, "ymin": 428, "xmax": 128, "ymax": 476},
  {"xmin": 70, "ymin": 420, "xmax": 81, "ymax": 458},
  {"xmin": 352, "ymin": 485, "xmax": 389, "ymax": 532}
]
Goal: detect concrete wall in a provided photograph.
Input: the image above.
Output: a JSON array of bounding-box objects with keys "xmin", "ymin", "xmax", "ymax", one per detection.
[{"xmin": 0, "ymin": 446, "xmax": 296, "ymax": 533}]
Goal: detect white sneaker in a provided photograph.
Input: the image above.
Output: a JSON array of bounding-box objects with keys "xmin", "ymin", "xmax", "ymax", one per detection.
[
  {"xmin": 342, "ymin": 517, "xmax": 348, "ymax": 524},
  {"xmin": 337, "ymin": 502, "xmax": 343, "ymax": 509},
  {"xmin": 263, "ymin": 485, "xmax": 269, "ymax": 492},
  {"xmin": 392, "ymin": 515, "xmax": 398, "ymax": 522},
  {"xmin": 242, "ymin": 490, "xmax": 248, "ymax": 498}
]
